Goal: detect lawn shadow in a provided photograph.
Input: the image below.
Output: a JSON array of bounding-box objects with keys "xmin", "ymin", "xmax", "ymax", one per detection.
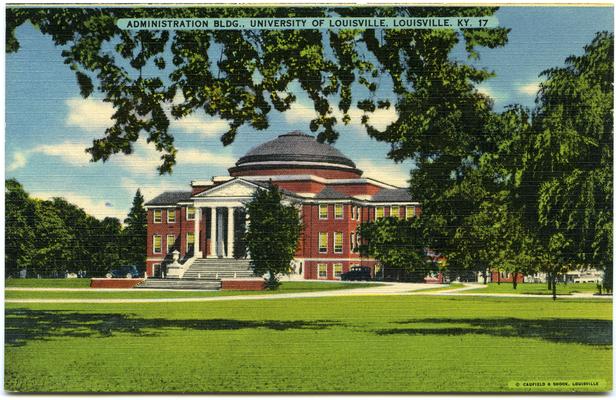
[
  {"xmin": 375, "ymin": 318, "xmax": 612, "ymax": 346},
  {"xmin": 5, "ymin": 308, "xmax": 342, "ymax": 347}
]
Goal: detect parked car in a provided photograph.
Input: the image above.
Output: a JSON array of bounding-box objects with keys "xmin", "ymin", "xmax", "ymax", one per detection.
[
  {"xmin": 341, "ymin": 266, "xmax": 372, "ymax": 281},
  {"xmin": 106, "ymin": 265, "xmax": 141, "ymax": 279}
]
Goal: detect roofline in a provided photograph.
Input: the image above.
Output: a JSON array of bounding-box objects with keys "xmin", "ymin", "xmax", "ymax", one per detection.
[{"xmin": 237, "ymin": 174, "xmax": 401, "ymax": 189}]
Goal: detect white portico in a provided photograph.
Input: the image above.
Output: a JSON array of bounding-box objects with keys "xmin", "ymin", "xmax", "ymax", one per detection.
[{"xmin": 190, "ymin": 178, "xmax": 260, "ymax": 259}]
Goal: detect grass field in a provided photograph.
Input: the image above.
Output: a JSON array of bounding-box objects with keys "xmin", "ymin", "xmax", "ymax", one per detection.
[
  {"xmin": 6, "ymin": 278, "xmax": 92, "ymax": 288},
  {"xmin": 5, "ymin": 281, "xmax": 379, "ymax": 300},
  {"xmin": 5, "ymin": 295, "xmax": 611, "ymax": 393},
  {"xmin": 471, "ymin": 282, "xmax": 599, "ymax": 295}
]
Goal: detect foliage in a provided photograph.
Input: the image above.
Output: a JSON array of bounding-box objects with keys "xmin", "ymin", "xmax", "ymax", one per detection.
[
  {"xmin": 123, "ymin": 189, "xmax": 147, "ymax": 272},
  {"xmin": 499, "ymin": 32, "xmax": 613, "ymax": 288},
  {"xmin": 358, "ymin": 216, "xmax": 428, "ymax": 278},
  {"xmin": 244, "ymin": 183, "xmax": 302, "ymax": 289},
  {"xmin": 5, "ymin": 179, "xmax": 128, "ymax": 278},
  {"xmin": 5, "ymin": 179, "xmax": 35, "ymax": 278},
  {"xmin": 6, "ymin": 6, "xmax": 508, "ymax": 173}
]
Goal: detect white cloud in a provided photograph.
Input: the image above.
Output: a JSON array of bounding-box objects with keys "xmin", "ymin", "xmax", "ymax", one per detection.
[
  {"xmin": 7, "ymin": 142, "xmax": 92, "ymax": 172},
  {"xmin": 355, "ymin": 160, "xmax": 411, "ymax": 187},
  {"xmin": 7, "ymin": 151, "xmax": 28, "ymax": 172},
  {"xmin": 173, "ymin": 113, "xmax": 230, "ymax": 137},
  {"xmin": 65, "ymin": 98, "xmax": 115, "ymax": 132},
  {"xmin": 517, "ymin": 81, "xmax": 541, "ymax": 96},
  {"xmin": 31, "ymin": 191, "xmax": 127, "ymax": 221},
  {"xmin": 176, "ymin": 148, "xmax": 236, "ymax": 167},
  {"xmin": 34, "ymin": 142, "xmax": 92, "ymax": 166},
  {"xmin": 120, "ymin": 177, "xmax": 186, "ymax": 203},
  {"xmin": 283, "ymin": 99, "xmax": 397, "ymax": 132}
]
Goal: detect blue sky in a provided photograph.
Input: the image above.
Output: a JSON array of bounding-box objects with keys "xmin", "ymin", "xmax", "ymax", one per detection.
[{"xmin": 5, "ymin": 6, "xmax": 613, "ymax": 221}]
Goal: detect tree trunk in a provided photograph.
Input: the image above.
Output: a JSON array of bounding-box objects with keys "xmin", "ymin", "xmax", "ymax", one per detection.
[
  {"xmin": 497, "ymin": 270, "xmax": 501, "ymax": 285},
  {"xmin": 547, "ymin": 273, "xmax": 552, "ymax": 291},
  {"xmin": 512, "ymin": 271, "xmax": 518, "ymax": 290},
  {"xmin": 483, "ymin": 267, "xmax": 488, "ymax": 284},
  {"xmin": 552, "ymin": 273, "xmax": 557, "ymax": 301}
]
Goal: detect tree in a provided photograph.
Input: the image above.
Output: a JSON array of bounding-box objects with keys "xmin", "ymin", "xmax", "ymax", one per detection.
[
  {"xmin": 358, "ymin": 217, "xmax": 427, "ymax": 281},
  {"xmin": 244, "ymin": 184, "xmax": 302, "ymax": 289},
  {"xmin": 30, "ymin": 200, "xmax": 76, "ymax": 277},
  {"xmin": 124, "ymin": 189, "xmax": 147, "ymax": 272},
  {"xmin": 5, "ymin": 179, "xmax": 35, "ymax": 277},
  {"xmin": 6, "ymin": 6, "xmax": 508, "ymax": 173},
  {"xmin": 502, "ymin": 32, "xmax": 613, "ymax": 297}
]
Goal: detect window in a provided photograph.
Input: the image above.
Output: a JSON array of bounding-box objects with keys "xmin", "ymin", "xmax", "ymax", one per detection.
[
  {"xmin": 186, "ymin": 206, "xmax": 195, "ymax": 220},
  {"xmin": 153, "ymin": 235, "xmax": 162, "ymax": 254},
  {"xmin": 318, "ymin": 264, "xmax": 328, "ymax": 279},
  {"xmin": 376, "ymin": 206, "xmax": 384, "ymax": 220},
  {"xmin": 186, "ymin": 232, "xmax": 195, "ymax": 246},
  {"xmin": 167, "ymin": 209, "xmax": 176, "ymax": 223},
  {"xmin": 391, "ymin": 206, "xmax": 400, "ymax": 219},
  {"xmin": 350, "ymin": 232, "xmax": 356, "ymax": 253},
  {"xmin": 334, "ymin": 232, "xmax": 343, "ymax": 253},
  {"xmin": 334, "ymin": 204, "xmax": 343, "ymax": 219},
  {"xmin": 333, "ymin": 264, "xmax": 343, "ymax": 279},
  {"xmin": 166, "ymin": 234, "xmax": 175, "ymax": 253},
  {"xmin": 153, "ymin": 209, "xmax": 162, "ymax": 223},
  {"xmin": 318, "ymin": 232, "xmax": 328, "ymax": 253},
  {"xmin": 406, "ymin": 206, "xmax": 416, "ymax": 219},
  {"xmin": 152, "ymin": 263, "xmax": 161, "ymax": 278},
  {"xmin": 319, "ymin": 204, "xmax": 329, "ymax": 219}
]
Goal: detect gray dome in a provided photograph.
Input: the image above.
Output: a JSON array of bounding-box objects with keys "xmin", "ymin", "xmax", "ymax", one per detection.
[{"xmin": 235, "ymin": 131, "xmax": 356, "ymax": 168}]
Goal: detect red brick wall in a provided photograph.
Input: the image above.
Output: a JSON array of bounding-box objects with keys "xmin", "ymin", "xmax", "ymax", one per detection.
[
  {"xmin": 90, "ymin": 278, "xmax": 143, "ymax": 288},
  {"xmin": 221, "ymin": 279, "xmax": 265, "ymax": 290},
  {"xmin": 491, "ymin": 271, "xmax": 525, "ymax": 283}
]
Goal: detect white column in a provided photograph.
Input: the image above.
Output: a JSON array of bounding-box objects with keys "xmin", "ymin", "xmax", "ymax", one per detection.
[
  {"xmin": 227, "ymin": 207, "xmax": 235, "ymax": 259},
  {"xmin": 210, "ymin": 207, "xmax": 217, "ymax": 257},
  {"xmin": 194, "ymin": 208, "xmax": 202, "ymax": 257}
]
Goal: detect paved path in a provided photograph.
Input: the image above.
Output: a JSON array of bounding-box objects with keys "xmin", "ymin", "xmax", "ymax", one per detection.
[
  {"xmin": 6, "ymin": 282, "xmax": 440, "ymax": 303},
  {"xmin": 6, "ymin": 283, "xmax": 610, "ymax": 303}
]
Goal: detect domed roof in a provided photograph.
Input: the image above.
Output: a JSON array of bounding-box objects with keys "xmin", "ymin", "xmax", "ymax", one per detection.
[{"xmin": 235, "ymin": 131, "xmax": 357, "ymax": 168}]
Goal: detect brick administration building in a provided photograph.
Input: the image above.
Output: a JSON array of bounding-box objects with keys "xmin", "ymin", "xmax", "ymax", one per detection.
[{"xmin": 144, "ymin": 131, "xmax": 419, "ymax": 280}]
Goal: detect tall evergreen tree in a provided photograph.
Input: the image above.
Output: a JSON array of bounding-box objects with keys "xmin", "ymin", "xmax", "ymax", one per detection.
[
  {"xmin": 124, "ymin": 189, "xmax": 147, "ymax": 272},
  {"xmin": 244, "ymin": 184, "xmax": 302, "ymax": 289}
]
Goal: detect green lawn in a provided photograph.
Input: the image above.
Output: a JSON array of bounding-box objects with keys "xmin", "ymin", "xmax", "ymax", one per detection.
[
  {"xmin": 5, "ymin": 281, "xmax": 379, "ymax": 300},
  {"xmin": 5, "ymin": 295, "xmax": 611, "ymax": 393},
  {"xmin": 471, "ymin": 282, "xmax": 599, "ymax": 295},
  {"xmin": 6, "ymin": 278, "xmax": 92, "ymax": 288},
  {"xmin": 411, "ymin": 282, "xmax": 464, "ymax": 293}
]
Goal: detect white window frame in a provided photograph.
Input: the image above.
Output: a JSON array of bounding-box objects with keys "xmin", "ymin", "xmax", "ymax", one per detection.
[
  {"xmin": 167, "ymin": 209, "xmax": 176, "ymax": 223},
  {"xmin": 406, "ymin": 206, "xmax": 416, "ymax": 219},
  {"xmin": 186, "ymin": 206, "xmax": 196, "ymax": 221},
  {"xmin": 391, "ymin": 206, "xmax": 400, "ymax": 219},
  {"xmin": 317, "ymin": 263, "xmax": 328, "ymax": 279},
  {"xmin": 319, "ymin": 204, "xmax": 329, "ymax": 220},
  {"xmin": 318, "ymin": 232, "xmax": 328, "ymax": 254},
  {"xmin": 186, "ymin": 232, "xmax": 195, "ymax": 247},
  {"xmin": 153, "ymin": 209, "xmax": 162, "ymax": 224},
  {"xmin": 350, "ymin": 232, "xmax": 356, "ymax": 253},
  {"xmin": 166, "ymin": 234, "xmax": 175, "ymax": 253},
  {"xmin": 334, "ymin": 204, "xmax": 344, "ymax": 220},
  {"xmin": 333, "ymin": 263, "xmax": 343, "ymax": 279},
  {"xmin": 334, "ymin": 232, "xmax": 343, "ymax": 254},
  {"xmin": 153, "ymin": 235, "xmax": 162, "ymax": 254}
]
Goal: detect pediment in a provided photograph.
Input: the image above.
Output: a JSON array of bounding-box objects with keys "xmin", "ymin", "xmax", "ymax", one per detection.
[{"xmin": 194, "ymin": 179, "xmax": 258, "ymax": 198}]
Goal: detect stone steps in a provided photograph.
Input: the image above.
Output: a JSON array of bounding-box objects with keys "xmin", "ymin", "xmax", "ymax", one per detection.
[
  {"xmin": 136, "ymin": 279, "xmax": 221, "ymax": 290},
  {"xmin": 182, "ymin": 258, "xmax": 255, "ymax": 280}
]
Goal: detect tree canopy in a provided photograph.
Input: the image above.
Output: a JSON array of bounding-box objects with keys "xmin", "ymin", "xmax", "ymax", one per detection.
[
  {"xmin": 7, "ymin": 6, "xmax": 508, "ymax": 173},
  {"xmin": 244, "ymin": 184, "xmax": 302, "ymax": 289}
]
